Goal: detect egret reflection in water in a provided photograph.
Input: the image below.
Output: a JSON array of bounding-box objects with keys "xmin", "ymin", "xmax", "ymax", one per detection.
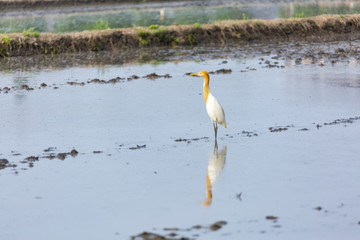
[{"xmin": 204, "ymin": 141, "xmax": 227, "ymax": 206}]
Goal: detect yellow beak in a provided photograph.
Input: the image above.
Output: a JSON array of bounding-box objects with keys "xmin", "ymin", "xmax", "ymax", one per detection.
[{"xmin": 191, "ymin": 72, "xmax": 200, "ymax": 76}]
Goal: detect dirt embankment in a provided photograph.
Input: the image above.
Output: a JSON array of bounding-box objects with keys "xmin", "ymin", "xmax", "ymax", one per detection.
[{"xmin": 1, "ymin": 14, "xmax": 360, "ymax": 57}]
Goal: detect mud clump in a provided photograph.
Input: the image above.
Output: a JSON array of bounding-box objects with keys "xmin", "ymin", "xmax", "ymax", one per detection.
[
  {"xmin": 131, "ymin": 232, "xmax": 188, "ymax": 240},
  {"xmin": 268, "ymin": 126, "xmax": 288, "ymax": 132},
  {"xmin": 43, "ymin": 147, "xmax": 56, "ymax": 152},
  {"xmin": 323, "ymin": 116, "xmax": 360, "ymax": 126},
  {"xmin": 174, "ymin": 137, "xmax": 209, "ymax": 143},
  {"xmin": 25, "ymin": 156, "xmax": 39, "ymax": 162},
  {"xmin": 57, "ymin": 153, "xmax": 67, "ymax": 160},
  {"xmin": 129, "ymin": 144, "xmax": 146, "ymax": 150},
  {"xmin": 209, "ymin": 221, "xmax": 227, "ymax": 231},
  {"xmin": 315, "ymin": 206, "xmax": 323, "ymax": 211},
  {"xmin": 0, "ymin": 158, "xmax": 17, "ymax": 170},
  {"xmin": 127, "ymin": 75, "xmax": 140, "ymax": 81},
  {"xmin": 144, "ymin": 73, "xmax": 172, "ymax": 79},
  {"xmin": 67, "ymin": 81, "xmax": 85, "ymax": 86},
  {"xmin": 19, "ymin": 84, "xmax": 34, "ymax": 91},
  {"xmin": 209, "ymin": 69, "xmax": 232, "ymax": 74},
  {"xmin": 266, "ymin": 215, "xmax": 279, "ymax": 221},
  {"xmin": 240, "ymin": 131, "xmax": 258, "ymax": 137},
  {"xmin": 132, "ymin": 220, "xmax": 227, "ymax": 240},
  {"xmin": 0, "ymin": 87, "xmax": 11, "ymax": 93},
  {"xmin": 87, "ymin": 77, "xmax": 125, "ymax": 84}
]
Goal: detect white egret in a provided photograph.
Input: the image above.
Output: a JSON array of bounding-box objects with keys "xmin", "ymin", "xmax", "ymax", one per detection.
[{"xmin": 190, "ymin": 70, "xmax": 226, "ymax": 139}]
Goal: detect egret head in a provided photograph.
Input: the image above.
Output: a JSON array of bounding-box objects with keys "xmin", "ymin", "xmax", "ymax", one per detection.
[{"xmin": 190, "ymin": 70, "xmax": 209, "ymax": 79}]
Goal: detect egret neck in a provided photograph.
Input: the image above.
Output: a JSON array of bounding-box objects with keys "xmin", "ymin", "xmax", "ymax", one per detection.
[{"xmin": 202, "ymin": 72, "xmax": 210, "ymax": 104}]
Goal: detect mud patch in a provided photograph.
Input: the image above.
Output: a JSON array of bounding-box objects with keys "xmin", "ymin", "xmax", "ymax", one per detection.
[
  {"xmin": 144, "ymin": 73, "xmax": 172, "ymax": 79},
  {"xmin": 240, "ymin": 131, "xmax": 258, "ymax": 137},
  {"xmin": 323, "ymin": 116, "xmax": 360, "ymax": 126},
  {"xmin": 0, "ymin": 158, "xmax": 17, "ymax": 170},
  {"xmin": 268, "ymin": 126, "xmax": 290, "ymax": 132},
  {"xmin": 129, "ymin": 144, "xmax": 146, "ymax": 150},
  {"xmin": 132, "ymin": 221, "xmax": 227, "ymax": 240},
  {"xmin": 87, "ymin": 77, "xmax": 126, "ymax": 84},
  {"xmin": 265, "ymin": 215, "xmax": 279, "ymax": 221},
  {"xmin": 1, "ymin": 148, "xmax": 80, "ymax": 171},
  {"xmin": 208, "ymin": 69, "xmax": 232, "ymax": 74},
  {"xmin": 174, "ymin": 137, "xmax": 209, "ymax": 143}
]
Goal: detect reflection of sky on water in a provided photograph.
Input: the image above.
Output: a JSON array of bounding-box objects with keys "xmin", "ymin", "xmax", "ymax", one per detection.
[{"xmin": 0, "ymin": 57, "xmax": 360, "ymax": 239}]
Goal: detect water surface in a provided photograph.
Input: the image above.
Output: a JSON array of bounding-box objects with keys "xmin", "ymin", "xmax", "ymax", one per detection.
[{"xmin": 0, "ymin": 55, "xmax": 360, "ymax": 239}]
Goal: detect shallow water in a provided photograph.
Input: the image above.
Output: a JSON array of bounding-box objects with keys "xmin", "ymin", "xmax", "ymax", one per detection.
[
  {"xmin": 2, "ymin": 0, "xmax": 360, "ymax": 33},
  {"xmin": 0, "ymin": 56, "xmax": 360, "ymax": 240}
]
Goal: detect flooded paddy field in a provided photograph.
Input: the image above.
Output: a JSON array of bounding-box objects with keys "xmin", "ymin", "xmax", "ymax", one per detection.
[
  {"xmin": 0, "ymin": 41, "xmax": 360, "ymax": 240},
  {"xmin": 2, "ymin": 0, "xmax": 360, "ymax": 33}
]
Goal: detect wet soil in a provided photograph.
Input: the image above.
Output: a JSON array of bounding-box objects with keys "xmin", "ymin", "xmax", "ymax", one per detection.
[
  {"xmin": 132, "ymin": 220, "xmax": 227, "ymax": 240},
  {"xmin": 1, "ymin": 35, "xmax": 360, "ymax": 72},
  {"xmin": 1, "ymin": 14, "xmax": 360, "ymax": 57}
]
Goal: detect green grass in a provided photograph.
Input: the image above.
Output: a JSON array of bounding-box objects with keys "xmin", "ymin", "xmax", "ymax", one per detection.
[
  {"xmin": 1, "ymin": 35, "xmax": 12, "ymax": 45},
  {"xmin": 194, "ymin": 23, "xmax": 201, "ymax": 29},
  {"xmin": 242, "ymin": 13, "xmax": 250, "ymax": 20},
  {"xmin": 23, "ymin": 27, "xmax": 40, "ymax": 37},
  {"xmin": 94, "ymin": 19, "xmax": 110, "ymax": 30},
  {"xmin": 0, "ymin": 35, "xmax": 12, "ymax": 57},
  {"xmin": 138, "ymin": 29, "xmax": 150, "ymax": 46},
  {"xmin": 149, "ymin": 24, "xmax": 159, "ymax": 30},
  {"xmin": 295, "ymin": 12, "xmax": 305, "ymax": 18}
]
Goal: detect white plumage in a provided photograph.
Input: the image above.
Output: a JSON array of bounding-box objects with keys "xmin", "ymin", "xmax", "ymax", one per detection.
[
  {"xmin": 191, "ymin": 70, "xmax": 226, "ymax": 139},
  {"xmin": 206, "ymin": 92, "xmax": 227, "ymax": 129}
]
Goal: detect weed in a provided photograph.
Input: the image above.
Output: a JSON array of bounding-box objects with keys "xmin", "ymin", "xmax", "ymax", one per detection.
[
  {"xmin": 194, "ymin": 23, "xmax": 201, "ymax": 29},
  {"xmin": 91, "ymin": 41, "xmax": 101, "ymax": 51},
  {"xmin": 149, "ymin": 24, "xmax": 159, "ymax": 30},
  {"xmin": 242, "ymin": 13, "xmax": 250, "ymax": 20},
  {"xmin": 94, "ymin": 19, "xmax": 110, "ymax": 30},
  {"xmin": 1, "ymin": 35, "xmax": 12, "ymax": 45},
  {"xmin": 340, "ymin": 15, "xmax": 344, "ymax": 18},
  {"xmin": 154, "ymin": 28, "xmax": 178, "ymax": 45},
  {"xmin": 33, "ymin": 32, "xmax": 40, "ymax": 38},
  {"xmin": 138, "ymin": 29, "xmax": 150, "ymax": 46},
  {"xmin": 154, "ymin": 28, "xmax": 166, "ymax": 35},
  {"xmin": 23, "ymin": 27, "xmax": 40, "ymax": 38},
  {"xmin": 295, "ymin": 12, "xmax": 305, "ymax": 18},
  {"xmin": 0, "ymin": 35, "xmax": 12, "ymax": 57},
  {"xmin": 187, "ymin": 32, "xmax": 197, "ymax": 46}
]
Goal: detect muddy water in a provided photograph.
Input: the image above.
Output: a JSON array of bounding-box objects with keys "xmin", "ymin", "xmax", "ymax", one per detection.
[{"xmin": 1, "ymin": 55, "xmax": 360, "ymax": 240}]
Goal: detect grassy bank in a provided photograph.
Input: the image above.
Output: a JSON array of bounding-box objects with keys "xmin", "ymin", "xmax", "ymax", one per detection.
[{"xmin": 1, "ymin": 14, "xmax": 360, "ymax": 57}]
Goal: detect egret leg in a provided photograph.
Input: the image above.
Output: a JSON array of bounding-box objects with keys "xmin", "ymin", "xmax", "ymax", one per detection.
[
  {"xmin": 213, "ymin": 122, "xmax": 218, "ymax": 140},
  {"xmin": 214, "ymin": 139, "xmax": 218, "ymax": 153}
]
